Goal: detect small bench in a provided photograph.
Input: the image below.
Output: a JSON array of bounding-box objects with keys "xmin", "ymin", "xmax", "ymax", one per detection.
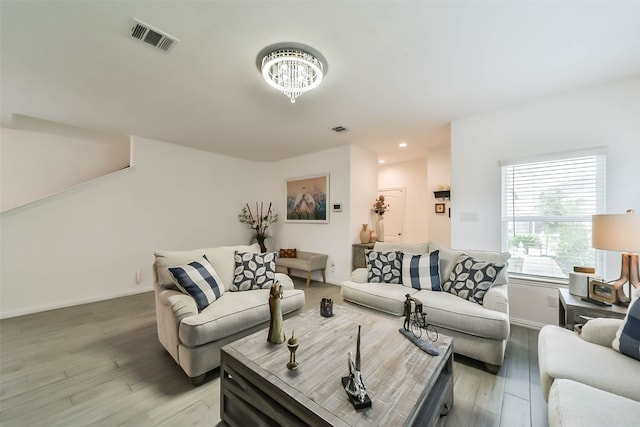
[{"xmin": 276, "ymin": 251, "xmax": 328, "ymax": 288}]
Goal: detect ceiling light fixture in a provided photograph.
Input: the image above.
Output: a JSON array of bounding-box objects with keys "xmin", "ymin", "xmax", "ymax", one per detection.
[
  {"xmin": 379, "ymin": 160, "xmax": 385, "ymax": 164},
  {"xmin": 399, "ymin": 142, "xmax": 408, "ymax": 148},
  {"xmin": 257, "ymin": 43, "xmax": 327, "ymax": 103}
]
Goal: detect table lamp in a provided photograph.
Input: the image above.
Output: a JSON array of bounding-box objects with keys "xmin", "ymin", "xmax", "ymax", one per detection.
[{"xmin": 592, "ymin": 210, "xmax": 640, "ymax": 305}]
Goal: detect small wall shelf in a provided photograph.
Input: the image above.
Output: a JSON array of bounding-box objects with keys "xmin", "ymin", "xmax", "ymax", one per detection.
[{"xmin": 434, "ymin": 190, "xmax": 450, "ymax": 200}]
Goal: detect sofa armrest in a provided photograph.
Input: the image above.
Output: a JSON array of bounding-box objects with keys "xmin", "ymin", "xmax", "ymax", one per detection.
[
  {"xmin": 482, "ymin": 284, "xmax": 509, "ymax": 315},
  {"xmin": 276, "ymin": 273, "xmax": 295, "ymax": 290},
  {"xmin": 580, "ymin": 318, "xmax": 623, "ymax": 348},
  {"xmin": 157, "ymin": 288, "xmax": 198, "ymax": 322},
  {"xmin": 350, "ymin": 268, "xmax": 368, "ymax": 283}
]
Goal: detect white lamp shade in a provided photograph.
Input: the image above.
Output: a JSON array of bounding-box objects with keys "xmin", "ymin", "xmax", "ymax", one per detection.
[{"xmin": 592, "ymin": 214, "xmax": 640, "ymax": 253}]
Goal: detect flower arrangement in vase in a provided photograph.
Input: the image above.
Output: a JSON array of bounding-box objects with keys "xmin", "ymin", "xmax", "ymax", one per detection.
[
  {"xmin": 372, "ymin": 195, "xmax": 390, "ymax": 242},
  {"xmin": 238, "ymin": 202, "xmax": 278, "ymax": 252}
]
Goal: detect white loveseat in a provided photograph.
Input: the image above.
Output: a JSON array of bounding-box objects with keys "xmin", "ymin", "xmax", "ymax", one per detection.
[
  {"xmin": 153, "ymin": 244, "xmax": 305, "ymax": 383},
  {"xmin": 538, "ymin": 318, "xmax": 640, "ymax": 426},
  {"xmin": 341, "ymin": 241, "xmax": 511, "ymax": 372}
]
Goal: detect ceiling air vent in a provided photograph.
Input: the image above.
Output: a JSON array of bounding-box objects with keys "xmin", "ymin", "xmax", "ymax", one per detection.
[
  {"xmin": 129, "ymin": 18, "xmax": 178, "ymax": 53},
  {"xmin": 332, "ymin": 126, "xmax": 348, "ymax": 133}
]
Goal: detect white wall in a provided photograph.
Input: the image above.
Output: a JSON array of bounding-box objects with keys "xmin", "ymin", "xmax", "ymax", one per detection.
[
  {"xmin": 272, "ymin": 145, "xmax": 360, "ymax": 284},
  {"xmin": 0, "ymin": 127, "xmax": 130, "ymax": 212},
  {"xmin": 427, "ymin": 145, "xmax": 451, "ymax": 246},
  {"xmin": 350, "ymin": 145, "xmax": 379, "ymax": 244},
  {"xmin": 451, "ymin": 76, "xmax": 640, "ymax": 327},
  {"xmin": 378, "ymin": 159, "xmax": 430, "ymax": 243},
  {"xmin": 0, "ymin": 136, "xmax": 261, "ymax": 318}
]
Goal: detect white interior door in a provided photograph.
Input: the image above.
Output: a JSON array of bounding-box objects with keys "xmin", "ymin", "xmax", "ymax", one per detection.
[{"xmin": 379, "ymin": 187, "xmax": 405, "ymax": 242}]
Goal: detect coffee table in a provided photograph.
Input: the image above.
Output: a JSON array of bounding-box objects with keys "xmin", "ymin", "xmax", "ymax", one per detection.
[{"xmin": 220, "ymin": 304, "xmax": 453, "ymax": 426}]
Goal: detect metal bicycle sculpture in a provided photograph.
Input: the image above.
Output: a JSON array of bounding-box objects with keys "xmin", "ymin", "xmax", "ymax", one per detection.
[{"xmin": 403, "ymin": 294, "xmax": 438, "ymax": 342}]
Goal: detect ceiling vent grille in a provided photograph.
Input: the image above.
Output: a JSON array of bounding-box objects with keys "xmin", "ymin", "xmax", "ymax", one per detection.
[
  {"xmin": 129, "ymin": 19, "xmax": 178, "ymax": 53},
  {"xmin": 332, "ymin": 126, "xmax": 348, "ymax": 133}
]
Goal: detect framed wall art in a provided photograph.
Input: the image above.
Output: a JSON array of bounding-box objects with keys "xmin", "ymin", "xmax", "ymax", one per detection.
[{"xmin": 286, "ymin": 174, "xmax": 329, "ymax": 223}]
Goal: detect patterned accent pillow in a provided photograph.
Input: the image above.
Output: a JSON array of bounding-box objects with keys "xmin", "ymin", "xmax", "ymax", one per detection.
[
  {"xmin": 232, "ymin": 251, "xmax": 277, "ymax": 291},
  {"xmin": 366, "ymin": 250, "xmax": 403, "ymax": 284},
  {"xmin": 279, "ymin": 248, "xmax": 297, "ymax": 258},
  {"xmin": 168, "ymin": 255, "xmax": 224, "ymax": 310},
  {"xmin": 612, "ymin": 287, "xmax": 640, "ymax": 361},
  {"xmin": 442, "ymin": 254, "xmax": 504, "ymax": 305},
  {"xmin": 402, "ymin": 250, "xmax": 441, "ymax": 291}
]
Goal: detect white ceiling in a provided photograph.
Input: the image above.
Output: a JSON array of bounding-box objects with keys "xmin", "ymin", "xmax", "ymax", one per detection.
[{"xmin": 2, "ymin": 1, "xmax": 640, "ymax": 164}]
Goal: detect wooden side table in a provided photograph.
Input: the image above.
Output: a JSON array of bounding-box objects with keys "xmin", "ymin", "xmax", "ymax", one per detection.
[
  {"xmin": 558, "ymin": 288, "xmax": 627, "ymax": 330},
  {"xmin": 352, "ymin": 243, "xmax": 374, "ymax": 270}
]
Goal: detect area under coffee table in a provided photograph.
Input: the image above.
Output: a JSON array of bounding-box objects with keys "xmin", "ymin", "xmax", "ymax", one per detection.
[{"xmin": 220, "ymin": 304, "xmax": 453, "ymax": 427}]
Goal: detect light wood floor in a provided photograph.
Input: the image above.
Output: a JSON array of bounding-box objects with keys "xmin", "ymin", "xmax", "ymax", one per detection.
[{"xmin": 0, "ymin": 278, "xmax": 548, "ymax": 426}]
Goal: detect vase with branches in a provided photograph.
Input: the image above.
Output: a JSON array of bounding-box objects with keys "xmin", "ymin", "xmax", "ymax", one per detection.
[{"xmin": 238, "ymin": 202, "xmax": 278, "ymax": 252}]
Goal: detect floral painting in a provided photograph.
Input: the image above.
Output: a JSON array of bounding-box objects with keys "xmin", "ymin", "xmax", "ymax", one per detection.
[{"xmin": 286, "ymin": 174, "xmax": 329, "ymax": 223}]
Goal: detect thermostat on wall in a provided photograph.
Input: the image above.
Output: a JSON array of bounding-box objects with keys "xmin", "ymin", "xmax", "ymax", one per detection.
[{"xmin": 332, "ymin": 203, "xmax": 342, "ymax": 212}]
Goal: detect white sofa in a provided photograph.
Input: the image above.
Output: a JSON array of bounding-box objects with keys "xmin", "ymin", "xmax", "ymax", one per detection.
[
  {"xmin": 341, "ymin": 241, "xmax": 511, "ymax": 372},
  {"xmin": 538, "ymin": 318, "xmax": 640, "ymax": 426},
  {"xmin": 153, "ymin": 243, "xmax": 305, "ymax": 384}
]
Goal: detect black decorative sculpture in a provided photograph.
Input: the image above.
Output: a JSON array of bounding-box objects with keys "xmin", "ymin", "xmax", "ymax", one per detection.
[{"xmin": 341, "ymin": 325, "xmax": 371, "ymax": 410}]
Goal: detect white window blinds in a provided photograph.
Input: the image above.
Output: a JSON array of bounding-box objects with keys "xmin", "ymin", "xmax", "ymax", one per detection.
[{"xmin": 501, "ymin": 153, "xmax": 605, "ymax": 280}]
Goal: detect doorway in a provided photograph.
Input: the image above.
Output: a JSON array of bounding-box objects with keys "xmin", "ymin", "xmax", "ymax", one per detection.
[{"xmin": 378, "ymin": 187, "xmax": 405, "ymax": 242}]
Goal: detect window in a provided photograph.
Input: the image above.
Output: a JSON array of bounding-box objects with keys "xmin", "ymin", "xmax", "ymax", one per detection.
[{"xmin": 501, "ymin": 151, "xmax": 605, "ymax": 280}]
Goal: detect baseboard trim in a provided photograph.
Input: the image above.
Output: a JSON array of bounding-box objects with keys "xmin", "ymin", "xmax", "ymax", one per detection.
[
  {"xmin": 510, "ymin": 317, "xmax": 545, "ymax": 330},
  {"xmin": 0, "ymin": 287, "xmax": 153, "ymax": 319}
]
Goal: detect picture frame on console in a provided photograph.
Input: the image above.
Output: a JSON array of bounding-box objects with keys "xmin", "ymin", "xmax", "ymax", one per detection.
[{"xmin": 286, "ymin": 174, "xmax": 329, "ymax": 223}]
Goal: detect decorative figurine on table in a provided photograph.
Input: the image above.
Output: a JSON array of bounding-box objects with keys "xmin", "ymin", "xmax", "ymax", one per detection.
[
  {"xmin": 400, "ymin": 294, "xmax": 440, "ymax": 355},
  {"xmin": 320, "ymin": 298, "xmax": 333, "ymax": 317},
  {"xmin": 286, "ymin": 330, "xmax": 299, "ymax": 370},
  {"xmin": 341, "ymin": 325, "xmax": 372, "ymax": 410},
  {"xmin": 267, "ymin": 282, "xmax": 286, "ymax": 344}
]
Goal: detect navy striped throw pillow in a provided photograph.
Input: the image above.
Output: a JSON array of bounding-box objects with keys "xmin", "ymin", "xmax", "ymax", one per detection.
[
  {"xmin": 402, "ymin": 251, "xmax": 441, "ymax": 291},
  {"xmin": 168, "ymin": 255, "xmax": 224, "ymax": 310},
  {"xmin": 613, "ymin": 288, "xmax": 640, "ymax": 361}
]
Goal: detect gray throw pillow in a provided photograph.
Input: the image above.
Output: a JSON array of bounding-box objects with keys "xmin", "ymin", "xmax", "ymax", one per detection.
[
  {"xmin": 366, "ymin": 250, "xmax": 403, "ymax": 284},
  {"xmin": 232, "ymin": 251, "xmax": 277, "ymax": 291},
  {"xmin": 442, "ymin": 254, "xmax": 504, "ymax": 305}
]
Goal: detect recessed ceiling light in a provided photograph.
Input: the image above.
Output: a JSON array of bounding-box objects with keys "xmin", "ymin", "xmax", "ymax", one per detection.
[
  {"xmin": 399, "ymin": 142, "xmax": 408, "ymax": 148},
  {"xmin": 378, "ymin": 160, "xmax": 385, "ymax": 164}
]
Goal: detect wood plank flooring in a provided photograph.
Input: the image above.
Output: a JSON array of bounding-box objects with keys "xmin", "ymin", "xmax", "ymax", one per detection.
[{"xmin": 0, "ymin": 279, "xmax": 548, "ymax": 426}]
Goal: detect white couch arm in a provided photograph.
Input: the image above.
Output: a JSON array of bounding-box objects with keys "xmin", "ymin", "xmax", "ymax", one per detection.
[
  {"xmin": 350, "ymin": 268, "xmax": 368, "ymax": 283},
  {"xmin": 157, "ymin": 288, "xmax": 198, "ymax": 322},
  {"xmin": 276, "ymin": 273, "xmax": 295, "ymax": 290},
  {"xmin": 482, "ymin": 284, "xmax": 509, "ymax": 315},
  {"xmin": 581, "ymin": 318, "xmax": 623, "ymax": 348}
]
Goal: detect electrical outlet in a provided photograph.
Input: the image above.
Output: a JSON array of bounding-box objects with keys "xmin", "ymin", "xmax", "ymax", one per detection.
[
  {"xmin": 135, "ymin": 269, "xmax": 142, "ymax": 284},
  {"xmin": 547, "ymin": 295, "xmax": 558, "ymax": 308},
  {"xmin": 330, "ymin": 262, "xmax": 336, "ymax": 273}
]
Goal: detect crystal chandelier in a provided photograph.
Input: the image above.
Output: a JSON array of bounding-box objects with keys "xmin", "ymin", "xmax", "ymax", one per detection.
[{"xmin": 259, "ymin": 46, "xmax": 325, "ymax": 103}]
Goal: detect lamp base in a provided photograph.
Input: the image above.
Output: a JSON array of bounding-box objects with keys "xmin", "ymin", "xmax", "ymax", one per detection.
[{"xmin": 609, "ymin": 253, "xmax": 639, "ymax": 306}]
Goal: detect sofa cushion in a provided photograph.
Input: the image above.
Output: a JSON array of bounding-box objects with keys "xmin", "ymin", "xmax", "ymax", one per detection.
[
  {"xmin": 279, "ymin": 248, "xmax": 297, "ymax": 258},
  {"xmin": 429, "ymin": 242, "xmax": 510, "ymax": 286},
  {"xmin": 232, "ymin": 251, "xmax": 277, "ymax": 291},
  {"xmin": 612, "ymin": 286, "xmax": 640, "ymax": 361},
  {"xmin": 341, "ymin": 281, "xmax": 419, "ymax": 316},
  {"xmin": 373, "ymin": 241, "xmax": 429, "ymax": 254},
  {"xmin": 538, "ymin": 325, "xmax": 640, "ymax": 402},
  {"xmin": 402, "ymin": 251, "xmax": 441, "ymax": 291},
  {"xmin": 413, "ymin": 290, "xmax": 510, "ymax": 340},
  {"xmin": 168, "ymin": 255, "xmax": 224, "ymax": 310},
  {"xmin": 366, "ymin": 250, "xmax": 403, "ymax": 284},
  {"xmin": 442, "ymin": 255, "xmax": 505, "ymax": 305},
  {"xmin": 548, "ymin": 379, "xmax": 640, "ymax": 427},
  {"xmin": 155, "ymin": 244, "xmax": 260, "ymax": 292},
  {"xmin": 179, "ymin": 289, "xmax": 304, "ymax": 347}
]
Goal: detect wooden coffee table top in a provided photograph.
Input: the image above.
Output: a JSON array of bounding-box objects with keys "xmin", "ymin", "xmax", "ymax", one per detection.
[{"xmin": 221, "ymin": 304, "xmax": 453, "ymax": 427}]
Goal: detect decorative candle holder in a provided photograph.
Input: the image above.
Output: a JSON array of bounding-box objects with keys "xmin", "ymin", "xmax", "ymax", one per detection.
[
  {"xmin": 286, "ymin": 330, "xmax": 299, "ymax": 370},
  {"xmin": 320, "ymin": 298, "xmax": 333, "ymax": 317}
]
